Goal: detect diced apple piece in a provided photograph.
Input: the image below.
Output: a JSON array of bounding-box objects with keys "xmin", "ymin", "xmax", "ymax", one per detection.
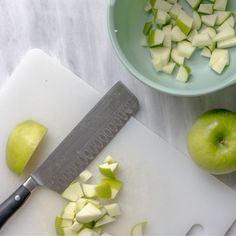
[
  {"xmin": 62, "ymin": 182, "xmax": 84, "ymax": 202},
  {"xmin": 94, "ymin": 215, "xmax": 115, "ymax": 228},
  {"xmin": 103, "ymin": 155, "xmax": 115, "ymax": 164},
  {"xmin": 187, "ymin": 29, "xmax": 198, "ymax": 42},
  {"xmin": 61, "ymin": 202, "xmax": 76, "ymax": 220},
  {"xmin": 79, "ymin": 169, "xmax": 93, "ymax": 183},
  {"xmin": 131, "ymin": 222, "xmax": 147, "ymax": 236},
  {"xmin": 201, "ymin": 47, "xmax": 212, "ymax": 58},
  {"xmin": 171, "ymin": 26, "xmax": 187, "ymax": 42},
  {"xmin": 193, "ymin": 11, "xmax": 202, "ymax": 30},
  {"xmin": 208, "ymin": 42, "xmax": 217, "ymax": 52},
  {"xmin": 148, "ymin": 29, "xmax": 165, "ymax": 47},
  {"xmin": 161, "ymin": 62, "xmax": 176, "ymax": 74},
  {"xmin": 217, "ymin": 36, "xmax": 236, "ymax": 48},
  {"xmin": 177, "ymin": 41, "xmax": 196, "ymax": 59},
  {"xmin": 143, "ymin": 22, "xmax": 152, "ymax": 36},
  {"xmin": 186, "ymin": 0, "xmax": 202, "ymax": 9},
  {"xmin": 176, "ymin": 11, "xmax": 193, "ymax": 35},
  {"xmin": 155, "ymin": 9, "xmax": 170, "ymax": 25},
  {"xmin": 171, "ymin": 48, "xmax": 185, "ymax": 65},
  {"xmin": 176, "ymin": 65, "xmax": 191, "ymax": 82},
  {"xmin": 214, "ymin": 26, "xmax": 235, "ymax": 42},
  {"xmin": 55, "ymin": 216, "xmax": 73, "ymax": 231},
  {"xmin": 82, "ymin": 184, "xmax": 97, "ymax": 198},
  {"xmin": 201, "ymin": 14, "xmax": 217, "ymax": 27},
  {"xmin": 104, "ymin": 203, "xmax": 121, "ymax": 217},
  {"xmin": 209, "ymin": 49, "xmax": 229, "ymax": 74},
  {"xmin": 201, "ymin": 27, "xmax": 216, "ymax": 39},
  {"xmin": 163, "ymin": 25, "xmax": 172, "ymax": 48},
  {"xmin": 217, "ymin": 16, "xmax": 235, "ymax": 31},
  {"xmin": 58, "ymin": 227, "xmax": 78, "ymax": 236},
  {"xmin": 78, "ymin": 228, "xmax": 100, "ymax": 236},
  {"xmin": 215, "ymin": 11, "xmax": 231, "ymax": 26},
  {"xmin": 71, "ymin": 221, "xmax": 83, "ymax": 232},
  {"xmin": 96, "ymin": 183, "xmax": 112, "ymax": 199},
  {"xmin": 152, "ymin": 0, "xmax": 173, "ymax": 12},
  {"xmin": 192, "ymin": 33, "xmax": 212, "ymax": 47},
  {"xmin": 214, "ymin": 0, "xmax": 227, "ymax": 11},
  {"xmin": 99, "ymin": 162, "xmax": 118, "ymax": 178},
  {"xmin": 101, "ymin": 178, "xmax": 122, "ymax": 199},
  {"xmin": 86, "ymin": 199, "xmax": 102, "ymax": 208},
  {"xmin": 198, "ymin": 4, "xmax": 213, "ymax": 14},
  {"xmin": 169, "ymin": 3, "xmax": 182, "ymax": 19},
  {"xmin": 75, "ymin": 198, "xmax": 88, "ymax": 212},
  {"xmin": 150, "ymin": 47, "xmax": 171, "ymax": 67},
  {"xmin": 76, "ymin": 203, "xmax": 102, "ymax": 223}
]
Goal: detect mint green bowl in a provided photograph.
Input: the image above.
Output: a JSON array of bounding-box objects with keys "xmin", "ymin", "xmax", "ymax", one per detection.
[{"xmin": 108, "ymin": 0, "xmax": 236, "ymax": 96}]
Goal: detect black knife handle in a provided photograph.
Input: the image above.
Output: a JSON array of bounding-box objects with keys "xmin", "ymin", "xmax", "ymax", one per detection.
[
  {"xmin": 0, "ymin": 177, "xmax": 37, "ymax": 230},
  {"xmin": 0, "ymin": 185, "xmax": 31, "ymax": 229}
]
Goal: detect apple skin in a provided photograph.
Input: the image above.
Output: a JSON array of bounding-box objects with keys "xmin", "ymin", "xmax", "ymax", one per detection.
[
  {"xmin": 6, "ymin": 120, "xmax": 47, "ymax": 175},
  {"xmin": 187, "ymin": 109, "xmax": 236, "ymax": 175}
]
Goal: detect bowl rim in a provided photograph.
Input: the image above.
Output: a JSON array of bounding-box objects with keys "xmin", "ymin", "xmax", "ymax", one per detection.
[{"xmin": 107, "ymin": 0, "xmax": 236, "ymax": 97}]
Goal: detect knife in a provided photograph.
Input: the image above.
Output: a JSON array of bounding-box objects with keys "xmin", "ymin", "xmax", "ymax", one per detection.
[{"xmin": 0, "ymin": 81, "xmax": 139, "ymax": 229}]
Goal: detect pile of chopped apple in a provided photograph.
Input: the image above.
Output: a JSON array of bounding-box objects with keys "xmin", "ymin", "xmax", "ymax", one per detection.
[
  {"xmin": 55, "ymin": 155, "xmax": 146, "ymax": 236},
  {"xmin": 142, "ymin": 0, "xmax": 236, "ymax": 82}
]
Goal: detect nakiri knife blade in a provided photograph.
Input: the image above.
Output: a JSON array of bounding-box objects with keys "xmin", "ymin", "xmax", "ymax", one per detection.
[{"xmin": 0, "ymin": 81, "xmax": 139, "ymax": 229}]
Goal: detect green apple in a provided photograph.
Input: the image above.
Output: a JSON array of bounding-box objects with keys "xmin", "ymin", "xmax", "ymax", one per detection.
[
  {"xmin": 187, "ymin": 109, "xmax": 236, "ymax": 174},
  {"xmin": 6, "ymin": 120, "xmax": 47, "ymax": 175}
]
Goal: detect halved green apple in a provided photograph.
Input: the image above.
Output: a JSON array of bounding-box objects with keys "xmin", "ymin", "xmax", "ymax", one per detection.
[{"xmin": 6, "ymin": 120, "xmax": 47, "ymax": 175}]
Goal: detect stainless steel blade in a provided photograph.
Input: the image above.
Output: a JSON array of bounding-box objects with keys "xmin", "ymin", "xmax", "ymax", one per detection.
[{"xmin": 31, "ymin": 81, "xmax": 139, "ymax": 193}]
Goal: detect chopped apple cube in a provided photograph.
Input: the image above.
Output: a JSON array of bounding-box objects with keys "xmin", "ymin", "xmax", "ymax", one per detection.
[
  {"xmin": 176, "ymin": 65, "xmax": 191, "ymax": 83},
  {"xmin": 192, "ymin": 33, "xmax": 213, "ymax": 47},
  {"xmin": 76, "ymin": 203, "xmax": 102, "ymax": 223},
  {"xmin": 171, "ymin": 48, "xmax": 185, "ymax": 65},
  {"xmin": 215, "ymin": 11, "xmax": 231, "ymax": 26},
  {"xmin": 82, "ymin": 184, "xmax": 97, "ymax": 198},
  {"xmin": 214, "ymin": 0, "xmax": 227, "ymax": 11},
  {"xmin": 217, "ymin": 36, "xmax": 236, "ymax": 48},
  {"xmin": 176, "ymin": 11, "xmax": 193, "ymax": 35},
  {"xmin": 198, "ymin": 4, "xmax": 213, "ymax": 14},
  {"xmin": 131, "ymin": 222, "xmax": 147, "ymax": 236},
  {"xmin": 171, "ymin": 25, "xmax": 187, "ymax": 42},
  {"xmin": 177, "ymin": 41, "xmax": 196, "ymax": 59},
  {"xmin": 148, "ymin": 29, "xmax": 165, "ymax": 47},
  {"xmin": 201, "ymin": 14, "xmax": 217, "ymax": 27},
  {"xmin": 62, "ymin": 182, "xmax": 84, "ymax": 202},
  {"xmin": 193, "ymin": 11, "xmax": 202, "ymax": 30},
  {"xmin": 104, "ymin": 203, "xmax": 121, "ymax": 217},
  {"xmin": 94, "ymin": 215, "xmax": 115, "ymax": 228},
  {"xmin": 214, "ymin": 26, "xmax": 235, "ymax": 42}
]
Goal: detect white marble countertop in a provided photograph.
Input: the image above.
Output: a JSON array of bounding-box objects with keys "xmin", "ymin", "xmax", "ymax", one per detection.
[{"xmin": 1, "ymin": 0, "xmax": 236, "ymax": 232}]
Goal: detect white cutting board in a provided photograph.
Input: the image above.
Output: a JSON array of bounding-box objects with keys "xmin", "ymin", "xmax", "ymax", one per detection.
[{"xmin": 1, "ymin": 49, "xmax": 236, "ymax": 236}]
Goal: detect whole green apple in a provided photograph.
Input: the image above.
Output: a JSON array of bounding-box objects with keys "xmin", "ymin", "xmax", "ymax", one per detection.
[{"xmin": 187, "ymin": 109, "xmax": 236, "ymax": 175}]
